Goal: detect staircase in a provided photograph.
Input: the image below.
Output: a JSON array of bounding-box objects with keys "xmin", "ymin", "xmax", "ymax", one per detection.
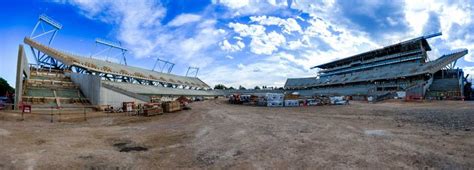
[
  {"xmin": 22, "ymin": 68, "xmax": 93, "ymax": 110},
  {"xmin": 367, "ymin": 91, "xmax": 397, "ymax": 102}
]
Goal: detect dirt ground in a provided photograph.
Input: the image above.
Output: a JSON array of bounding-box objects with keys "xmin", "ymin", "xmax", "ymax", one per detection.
[{"xmin": 0, "ymin": 99, "xmax": 473, "ymax": 169}]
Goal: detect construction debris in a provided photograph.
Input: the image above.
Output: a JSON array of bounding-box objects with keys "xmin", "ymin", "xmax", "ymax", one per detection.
[
  {"xmin": 228, "ymin": 92, "xmax": 352, "ymax": 107},
  {"xmin": 141, "ymin": 103, "xmax": 163, "ymax": 116},
  {"xmin": 162, "ymin": 101, "xmax": 181, "ymax": 113}
]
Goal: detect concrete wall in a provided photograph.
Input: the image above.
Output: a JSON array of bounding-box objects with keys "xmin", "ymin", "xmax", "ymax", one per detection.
[
  {"xmin": 69, "ymin": 72, "xmax": 148, "ymax": 107},
  {"xmin": 68, "ymin": 72, "xmax": 101, "ymax": 105},
  {"xmin": 99, "ymin": 86, "xmax": 147, "ymax": 108},
  {"xmin": 102, "ymin": 83, "xmax": 150, "ymax": 102},
  {"xmin": 15, "ymin": 45, "xmax": 29, "ymax": 109}
]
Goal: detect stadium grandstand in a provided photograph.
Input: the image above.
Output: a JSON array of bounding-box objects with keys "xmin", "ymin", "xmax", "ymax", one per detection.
[
  {"xmin": 285, "ymin": 32, "xmax": 471, "ymax": 100},
  {"xmin": 15, "ymin": 14, "xmax": 221, "ymax": 109}
]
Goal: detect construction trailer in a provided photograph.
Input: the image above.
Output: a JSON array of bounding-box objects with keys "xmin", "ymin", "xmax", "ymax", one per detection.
[{"xmin": 285, "ymin": 32, "xmax": 471, "ymax": 101}]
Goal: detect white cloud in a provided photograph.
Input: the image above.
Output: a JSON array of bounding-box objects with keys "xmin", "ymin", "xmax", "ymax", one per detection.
[
  {"xmin": 61, "ymin": 0, "xmax": 473, "ymax": 88},
  {"xmin": 201, "ymin": 58, "xmax": 309, "ymax": 88},
  {"xmin": 219, "ymin": 39, "xmax": 245, "ymax": 52},
  {"xmin": 216, "ymin": 2, "xmax": 384, "ymax": 86},
  {"xmin": 212, "ymin": 0, "xmax": 288, "ymax": 16},
  {"xmin": 302, "ymin": 16, "xmax": 379, "ymax": 60},
  {"xmin": 266, "ymin": 0, "xmax": 288, "ymax": 6},
  {"xmin": 167, "ymin": 14, "xmax": 202, "ymax": 26},
  {"xmin": 237, "ymin": 63, "xmax": 245, "ymax": 69},
  {"xmin": 404, "ymin": 0, "xmax": 474, "ymax": 62},
  {"xmin": 228, "ymin": 22, "xmax": 287, "ymax": 55},
  {"xmin": 463, "ymin": 67, "xmax": 474, "ymax": 79},
  {"xmin": 250, "ymin": 15, "xmax": 302, "ymax": 34},
  {"xmin": 67, "ymin": 0, "xmax": 226, "ymax": 69},
  {"xmin": 249, "ymin": 31, "xmax": 286, "ymax": 55},
  {"xmin": 290, "ymin": 0, "xmax": 336, "ymax": 17},
  {"xmin": 68, "ymin": 1, "xmax": 165, "ymax": 56},
  {"xmin": 233, "ymin": 36, "xmax": 243, "ymax": 40},
  {"xmin": 285, "ymin": 36, "xmax": 311, "ymax": 50},
  {"xmin": 228, "ymin": 23, "xmax": 266, "ymax": 37},
  {"xmin": 386, "ymin": 17, "xmax": 398, "ymax": 26},
  {"xmin": 214, "ymin": 0, "xmax": 250, "ymax": 9}
]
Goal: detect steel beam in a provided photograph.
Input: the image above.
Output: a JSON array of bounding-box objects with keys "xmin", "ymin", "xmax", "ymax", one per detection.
[
  {"xmin": 90, "ymin": 38, "xmax": 128, "ymax": 65},
  {"xmin": 186, "ymin": 67, "xmax": 199, "ymax": 77}
]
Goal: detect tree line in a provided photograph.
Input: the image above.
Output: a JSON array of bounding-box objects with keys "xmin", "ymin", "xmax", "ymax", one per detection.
[{"xmin": 213, "ymin": 84, "xmax": 283, "ymax": 90}]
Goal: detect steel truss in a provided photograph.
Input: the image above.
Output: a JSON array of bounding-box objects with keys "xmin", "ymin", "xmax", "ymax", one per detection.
[
  {"xmin": 90, "ymin": 38, "xmax": 128, "ymax": 65},
  {"xmin": 29, "ymin": 14, "xmax": 63, "ymax": 68},
  {"xmin": 26, "ymin": 14, "xmax": 206, "ymax": 90},
  {"xmin": 152, "ymin": 57, "xmax": 175, "ymax": 73},
  {"xmin": 68, "ymin": 65, "xmax": 203, "ymax": 90},
  {"xmin": 186, "ymin": 67, "xmax": 199, "ymax": 77}
]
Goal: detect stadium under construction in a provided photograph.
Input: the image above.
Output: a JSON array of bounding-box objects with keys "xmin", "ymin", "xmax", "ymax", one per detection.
[
  {"xmin": 285, "ymin": 33, "xmax": 471, "ymax": 101},
  {"xmin": 15, "ymin": 14, "xmax": 220, "ymax": 110},
  {"xmin": 13, "ymin": 14, "xmax": 472, "ymax": 110}
]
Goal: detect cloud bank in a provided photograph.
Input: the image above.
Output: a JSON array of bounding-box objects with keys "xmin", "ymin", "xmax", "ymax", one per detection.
[{"xmin": 61, "ymin": 0, "xmax": 474, "ymax": 88}]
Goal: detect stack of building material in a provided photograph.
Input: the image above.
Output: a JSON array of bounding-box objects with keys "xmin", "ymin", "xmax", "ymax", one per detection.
[
  {"xmin": 229, "ymin": 94, "xmax": 243, "ymax": 104},
  {"xmin": 314, "ymin": 96, "xmax": 331, "ymax": 105},
  {"xmin": 176, "ymin": 96, "xmax": 192, "ymax": 105},
  {"xmin": 162, "ymin": 101, "xmax": 181, "ymax": 112},
  {"xmin": 330, "ymin": 96, "xmax": 349, "ymax": 105},
  {"xmin": 257, "ymin": 97, "xmax": 267, "ymax": 106},
  {"xmin": 306, "ymin": 99, "xmax": 320, "ymax": 106},
  {"xmin": 284, "ymin": 100, "xmax": 299, "ymax": 107},
  {"xmin": 122, "ymin": 102, "xmax": 135, "ymax": 112},
  {"xmin": 285, "ymin": 93, "xmax": 300, "ymax": 100},
  {"xmin": 265, "ymin": 93, "xmax": 283, "ymax": 107},
  {"xmin": 143, "ymin": 103, "xmax": 163, "ymax": 116},
  {"xmin": 240, "ymin": 95, "xmax": 251, "ymax": 103}
]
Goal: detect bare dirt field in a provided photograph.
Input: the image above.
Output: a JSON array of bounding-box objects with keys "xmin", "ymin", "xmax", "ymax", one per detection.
[{"xmin": 0, "ymin": 99, "xmax": 473, "ymax": 169}]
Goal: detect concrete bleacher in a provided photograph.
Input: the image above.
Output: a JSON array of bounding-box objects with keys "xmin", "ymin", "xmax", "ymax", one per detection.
[
  {"xmin": 425, "ymin": 78, "xmax": 462, "ymax": 99},
  {"xmin": 429, "ymin": 79, "xmax": 459, "ymax": 91},
  {"xmin": 287, "ymin": 86, "xmax": 372, "ymax": 96},
  {"xmin": 24, "ymin": 37, "xmax": 210, "ymax": 89},
  {"xmin": 22, "ymin": 68, "xmax": 90, "ymax": 108},
  {"xmin": 102, "ymin": 81, "xmax": 222, "ymax": 97},
  {"xmin": 285, "ymin": 49, "xmax": 468, "ymax": 89}
]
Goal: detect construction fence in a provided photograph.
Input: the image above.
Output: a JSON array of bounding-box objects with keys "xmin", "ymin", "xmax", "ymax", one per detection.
[{"xmin": 0, "ymin": 104, "xmax": 139, "ymax": 123}]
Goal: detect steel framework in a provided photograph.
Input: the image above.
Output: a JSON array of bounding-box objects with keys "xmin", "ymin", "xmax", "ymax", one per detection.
[
  {"xmin": 152, "ymin": 57, "xmax": 175, "ymax": 74},
  {"xmin": 68, "ymin": 65, "xmax": 203, "ymax": 90},
  {"xmin": 24, "ymin": 14, "xmax": 210, "ymax": 90},
  {"xmin": 29, "ymin": 14, "xmax": 63, "ymax": 68},
  {"xmin": 90, "ymin": 38, "xmax": 128, "ymax": 65},
  {"xmin": 186, "ymin": 67, "xmax": 199, "ymax": 77}
]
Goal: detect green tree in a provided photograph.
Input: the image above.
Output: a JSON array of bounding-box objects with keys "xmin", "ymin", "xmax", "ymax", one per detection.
[
  {"xmin": 228, "ymin": 86, "xmax": 235, "ymax": 90},
  {"xmin": 0, "ymin": 77, "xmax": 14, "ymax": 95},
  {"xmin": 238, "ymin": 85, "xmax": 246, "ymax": 90},
  {"xmin": 214, "ymin": 84, "xmax": 227, "ymax": 90},
  {"xmin": 254, "ymin": 86, "xmax": 261, "ymax": 90}
]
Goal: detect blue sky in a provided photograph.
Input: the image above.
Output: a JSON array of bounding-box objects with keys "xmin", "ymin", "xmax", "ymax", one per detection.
[{"xmin": 1, "ymin": 0, "xmax": 473, "ymax": 88}]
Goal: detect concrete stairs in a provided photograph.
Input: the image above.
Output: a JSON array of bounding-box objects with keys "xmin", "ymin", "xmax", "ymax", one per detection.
[{"xmin": 22, "ymin": 69, "xmax": 93, "ymax": 110}]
